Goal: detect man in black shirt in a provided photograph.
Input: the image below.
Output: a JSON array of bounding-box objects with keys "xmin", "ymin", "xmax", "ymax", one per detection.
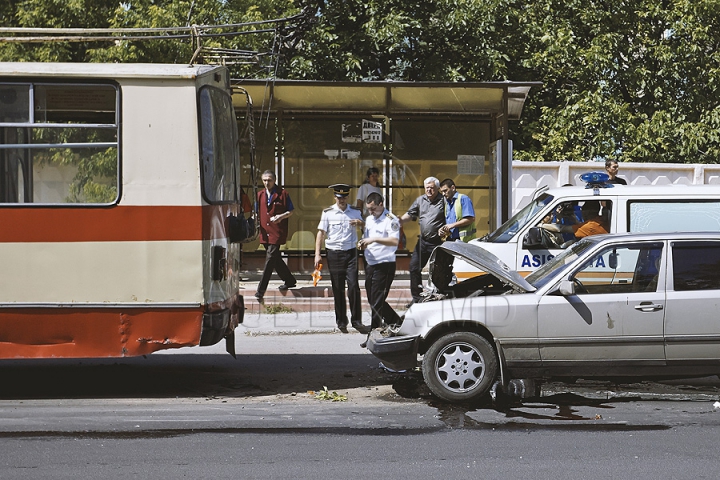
[
  {"xmin": 399, "ymin": 177, "xmax": 446, "ymax": 305},
  {"xmin": 605, "ymin": 160, "xmax": 627, "ymax": 185}
]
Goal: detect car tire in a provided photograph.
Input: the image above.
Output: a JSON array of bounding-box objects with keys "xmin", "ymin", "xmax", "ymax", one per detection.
[{"xmin": 422, "ymin": 331, "xmax": 498, "ymax": 403}]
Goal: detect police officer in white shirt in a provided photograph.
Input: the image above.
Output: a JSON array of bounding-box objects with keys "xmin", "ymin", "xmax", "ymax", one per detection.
[
  {"xmin": 315, "ymin": 184, "xmax": 369, "ymax": 334},
  {"xmin": 358, "ymin": 192, "xmax": 402, "ymax": 329}
]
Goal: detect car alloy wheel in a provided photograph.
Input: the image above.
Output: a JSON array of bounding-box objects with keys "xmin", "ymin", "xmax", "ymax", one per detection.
[{"xmin": 422, "ymin": 331, "xmax": 498, "ymax": 403}]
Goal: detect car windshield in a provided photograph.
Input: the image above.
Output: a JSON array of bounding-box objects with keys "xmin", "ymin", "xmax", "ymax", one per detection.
[
  {"xmin": 526, "ymin": 238, "xmax": 599, "ymax": 288},
  {"xmin": 486, "ymin": 193, "xmax": 554, "ymax": 243}
]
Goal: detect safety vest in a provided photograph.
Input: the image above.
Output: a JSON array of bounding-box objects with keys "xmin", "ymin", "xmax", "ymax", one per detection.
[{"xmin": 446, "ymin": 193, "xmax": 476, "ymax": 242}]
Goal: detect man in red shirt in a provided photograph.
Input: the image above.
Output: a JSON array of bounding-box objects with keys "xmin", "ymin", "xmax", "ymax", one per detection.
[{"xmin": 255, "ymin": 170, "xmax": 297, "ymax": 300}]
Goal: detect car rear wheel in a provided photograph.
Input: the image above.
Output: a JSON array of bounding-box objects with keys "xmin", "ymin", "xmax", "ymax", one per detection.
[{"xmin": 422, "ymin": 331, "xmax": 498, "ymax": 403}]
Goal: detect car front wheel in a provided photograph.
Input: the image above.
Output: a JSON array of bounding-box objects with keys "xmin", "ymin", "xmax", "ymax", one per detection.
[{"xmin": 422, "ymin": 331, "xmax": 498, "ymax": 403}]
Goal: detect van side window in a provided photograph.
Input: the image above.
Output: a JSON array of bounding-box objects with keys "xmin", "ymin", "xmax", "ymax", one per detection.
[
  {"xmin": 0, "ymin": 82, "xmax": 119, "ymax": 204},
  {"xmin": 629, "ymin": 201, "xmax": 720, "ymax": 233},
  {"xmin": 672, "ymin": 241, "xmax": 720, "ymax": 291}
]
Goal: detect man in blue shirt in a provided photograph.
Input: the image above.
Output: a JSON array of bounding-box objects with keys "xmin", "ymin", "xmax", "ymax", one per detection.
[{"xmin": 438, "ymin": 178, "xmax": 476, "ymax": 242}]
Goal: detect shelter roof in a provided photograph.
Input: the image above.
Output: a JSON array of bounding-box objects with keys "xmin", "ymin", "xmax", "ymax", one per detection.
[{"xmin": 233, "ymin": 79, "xmax": 541, "ymax": 119}]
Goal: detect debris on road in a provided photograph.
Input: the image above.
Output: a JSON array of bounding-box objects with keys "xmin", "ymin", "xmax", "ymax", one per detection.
[{"xmin": 314, "ymin": 386, "xmax": 348, "ymax": 402}]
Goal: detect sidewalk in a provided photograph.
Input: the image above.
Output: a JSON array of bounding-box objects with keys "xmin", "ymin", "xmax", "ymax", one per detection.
[
  {"xmin": 238, "ymin": 310, "xmax": 368, "ymax": 335},
  {"xmin": 238, "ymin": 275, "xmax": 414, "ymax": 315}
]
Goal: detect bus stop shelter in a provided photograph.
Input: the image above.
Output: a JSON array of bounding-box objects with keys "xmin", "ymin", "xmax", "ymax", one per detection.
[{"xmin": 233, "ymin": 79, "xmax": 540, "ymax": 271}]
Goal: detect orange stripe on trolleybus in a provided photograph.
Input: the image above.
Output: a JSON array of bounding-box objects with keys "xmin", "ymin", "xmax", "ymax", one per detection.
[{"xmin": 0, "ymin": 206, "xmax": 205, "ymax": 243}]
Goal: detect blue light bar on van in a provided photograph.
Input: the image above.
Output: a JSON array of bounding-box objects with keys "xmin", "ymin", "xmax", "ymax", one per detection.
[
  {"xmin": 580, "ymin": 171, "xmax": 612, "ymax": 195},
  {"xmin": 580, "ymin": 171, "xmax": 610, "ymax": 184}
]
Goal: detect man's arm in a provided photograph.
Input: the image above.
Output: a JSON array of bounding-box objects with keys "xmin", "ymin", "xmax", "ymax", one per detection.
[
  {"xmin": 270, "ymin": 209, "xmax": 293, "ymax": 223},
  {"xmin": 359, "ymin": 236, "xmax": 399, "ymax": 248},
  {"xmin": 400, "ymin": 198, "xmax": 420, "ymax": 225},
  {"xmin": 540, "ymin": 222, "xmax": 573, "ymax": 234},
  {"xmin": 314, "ymin": 230, "xmax": 326, "ymax": 269},
  {"xmin": 399, "ymin": 212, "xmax": 413, "ymax": 224}
]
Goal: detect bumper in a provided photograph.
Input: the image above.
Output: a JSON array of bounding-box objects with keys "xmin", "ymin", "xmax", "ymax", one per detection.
[
  {"xmin": 366, "ymin": 331, "xmax": 420, "ymax": 372},
  {"xmin": 200, "ymin": 293, "xmax": 244, "ymax": 346}
]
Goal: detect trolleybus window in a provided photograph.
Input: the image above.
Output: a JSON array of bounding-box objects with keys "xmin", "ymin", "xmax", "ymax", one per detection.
[
  {"xmin": 0, "ymin": 82, "xmax": 119, "ymax": 204},
  {"xmin": 199, "ymin": 86, "xmax": 239, "ymax": 204}
]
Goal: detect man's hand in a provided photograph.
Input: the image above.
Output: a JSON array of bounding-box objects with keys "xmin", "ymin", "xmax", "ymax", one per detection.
[{"xmin": 357, "ymin": 238, "xmax": 371, "ymax": 250}]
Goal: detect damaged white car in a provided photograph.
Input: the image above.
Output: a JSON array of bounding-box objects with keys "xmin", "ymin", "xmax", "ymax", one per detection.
[{"xmin": 367, "ymin": 232, "xmax": 720, "ymax": 403}]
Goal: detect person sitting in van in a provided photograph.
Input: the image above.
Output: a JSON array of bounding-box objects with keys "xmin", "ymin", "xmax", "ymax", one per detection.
[
  {"xmin": 552, "ymin": 201, "xmax": 583, "ymax": 242},
  {"xmin": 541, "ymin": 200, "xmax": 609, "ymax": 240}
]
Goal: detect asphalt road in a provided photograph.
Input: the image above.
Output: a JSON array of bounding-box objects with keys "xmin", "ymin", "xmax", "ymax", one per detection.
[
  {"xmin": 0, "ymin": 331, "xmax": 719, "ymax": 432},
  {"xmin": 1, "ymin": 331, "xmax": 720, "ymax": 478}
]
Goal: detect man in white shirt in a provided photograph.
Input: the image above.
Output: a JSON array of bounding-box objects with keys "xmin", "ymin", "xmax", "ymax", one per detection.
[
  {"xmin": 358, "ymin": 192, "xmax": 402, "ymax": 329},
  {"xmin": 315, "ymin": 184, "xmax": 368, "ymax": 334}
]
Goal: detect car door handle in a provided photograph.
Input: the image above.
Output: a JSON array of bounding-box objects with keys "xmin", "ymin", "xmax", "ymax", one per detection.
[{"xmin": 634, "ymin": 302, "xmax": 664, "ymax": 312}]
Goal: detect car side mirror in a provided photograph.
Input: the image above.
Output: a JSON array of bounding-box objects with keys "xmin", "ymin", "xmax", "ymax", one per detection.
[
  {"xmin": 608, "ymin": 252, "xmax": 617, "ymax": 269},
  {"xmin": 558, "ymin": 280, "xmax": 575, "ymax": 296}
]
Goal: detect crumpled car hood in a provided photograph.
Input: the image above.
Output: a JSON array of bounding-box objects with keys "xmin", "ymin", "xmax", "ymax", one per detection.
[{"xmin": 429, "ymin": 241, "xmax": 536, "ymax": 293}]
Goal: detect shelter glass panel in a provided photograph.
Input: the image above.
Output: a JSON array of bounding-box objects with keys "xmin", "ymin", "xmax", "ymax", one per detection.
[
  {"xmin": 239, "ymin": 116, "xmax": 277, "ymax": 253},
  {"xmin": 282, "ymin": 117, "xmax": 385, "ymax": 251},
  {"xmin": 391, "ymin": 119, "xmax": 491, "ymax": 251}
]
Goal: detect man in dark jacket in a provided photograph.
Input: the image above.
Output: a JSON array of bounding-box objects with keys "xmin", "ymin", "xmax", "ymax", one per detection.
[{"xmin": 255, "ymin": 170, "xmax": 297, "ymax": 300}]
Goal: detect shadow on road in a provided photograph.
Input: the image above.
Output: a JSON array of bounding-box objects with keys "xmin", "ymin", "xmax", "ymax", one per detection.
[{"xmin": 0, "ymin": 353, "xmax": 396, "ymax": 400}]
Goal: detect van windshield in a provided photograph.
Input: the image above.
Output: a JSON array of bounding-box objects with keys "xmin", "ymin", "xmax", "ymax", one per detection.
[{"xmin": 486, "ymin": 193, "xmax": 554, "ymax": 243}]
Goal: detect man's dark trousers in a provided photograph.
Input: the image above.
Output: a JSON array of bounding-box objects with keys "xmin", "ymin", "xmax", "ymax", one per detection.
[
  {"xmin": 365, "ymin": 261, "xmax": 401, "ymax": 329},
  {"xmin": 257, "ymin": 243, "xmax": 296, "ymax": 295},
  {"xmin": 408, "ymin": 238, "xmax": 440, "ymax": 303},
  {"xmin": 326, "ymin": 248, "xmax": 361, "ymax": 328}
]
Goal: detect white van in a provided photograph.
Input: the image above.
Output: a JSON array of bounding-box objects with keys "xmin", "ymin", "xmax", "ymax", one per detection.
[{"xmin": 454, "ymin": 174, "xmax": 720, "ymax": 278}]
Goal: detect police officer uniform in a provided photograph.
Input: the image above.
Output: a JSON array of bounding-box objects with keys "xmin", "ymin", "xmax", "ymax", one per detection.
[
  {"xmin": 316, "ymin": 184, "xmax": 367, "ymax": 333},
  {"xmin": 363, "ymin": 208, "xmax": 402, "ymax": 329}
]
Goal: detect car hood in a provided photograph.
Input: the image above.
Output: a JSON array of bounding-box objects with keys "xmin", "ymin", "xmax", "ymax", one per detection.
[{"xmin": 429, "ymin": 241, "xmax": 536, "ymax": 293}]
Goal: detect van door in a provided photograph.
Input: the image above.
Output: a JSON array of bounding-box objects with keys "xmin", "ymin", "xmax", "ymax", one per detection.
[{"xmin": 516, "ymin": 198, "xmax": 615, "ymax": 276}]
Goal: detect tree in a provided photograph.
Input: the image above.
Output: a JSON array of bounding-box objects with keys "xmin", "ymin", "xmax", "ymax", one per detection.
[
  {"xmin": 0, "ymin": 0, "xmax": 299, "ymax": 78},
  {"xmin": 3, "ymin": 0, "xmax": 720, "ymax": 163},
  {"xmin": 514, "ymin": 0, "xmax": 720, "ymax": 163}
]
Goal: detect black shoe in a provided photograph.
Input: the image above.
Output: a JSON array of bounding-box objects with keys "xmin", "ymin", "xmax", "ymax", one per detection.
[
  {"xmin": 254, "ymin": 292, "xmax": 264, "ymax": 301},
  {"xmin": 352, "ymin": 323, "xmax": 371, "ymax": 334},
  {"xmin": 404, "ymin": 301, "xmax": 414, "ymax": 309},
  {"xmin": 278, "ymin": 282, "xmax": 296, "ymax": 291},
  {"xmin": 338, "ymin": 324, "xmax": 349, "ymax": 333}
]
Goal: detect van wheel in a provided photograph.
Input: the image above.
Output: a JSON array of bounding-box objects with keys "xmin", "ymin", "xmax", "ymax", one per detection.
[{"xmin": 422, "ymin": 331, "xmax": 498, "ymax": 403}]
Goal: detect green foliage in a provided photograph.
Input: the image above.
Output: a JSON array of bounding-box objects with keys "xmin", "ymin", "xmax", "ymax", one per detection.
[
  {"xmin": 514, "ymin": 0, "xmax": 720, "ymax": 163},
  {"xmin": 3, "ymin": 0, "xmax": 720, "ymax": 163},
  {"xmin": 314, "ymin": 386, "xmax": 347, "ymax": 401},
  {"xmin": 66, "ymin": 148, "xmax": 118, "ymax": 203},
  {"xmin": 287, "ymin": 0, "xmax": 514, "ymax": 81},
  {"xmin": 263, "ymin": 303, "xmax": 294, "ymax": 314}
]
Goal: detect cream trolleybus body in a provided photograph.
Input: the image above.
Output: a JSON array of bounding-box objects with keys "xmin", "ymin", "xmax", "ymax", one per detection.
[{"xmin": 0, "ymin": 62, "xmax": 244, "ymax": 358}]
